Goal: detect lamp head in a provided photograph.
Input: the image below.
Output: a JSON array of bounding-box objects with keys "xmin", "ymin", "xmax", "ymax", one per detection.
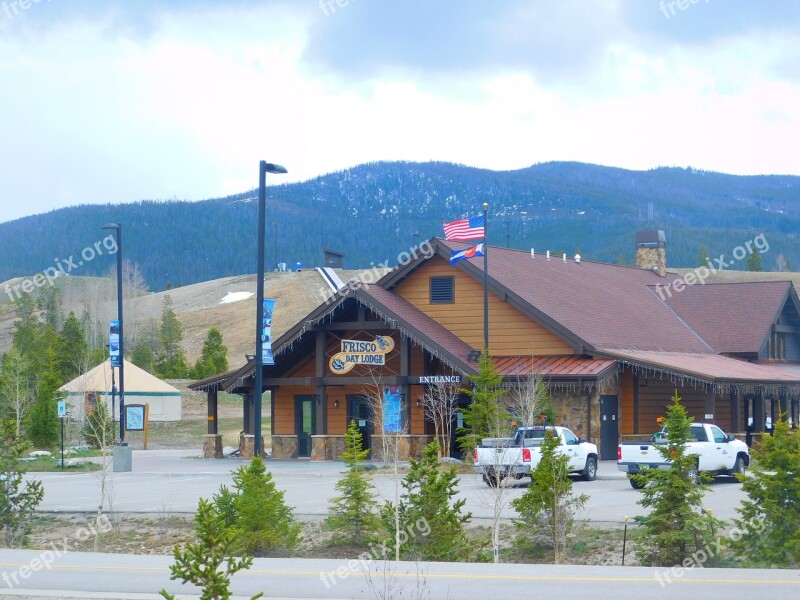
[{"xmin": 262, "ymin": 162, "xmax": 288, "ymax": 175}]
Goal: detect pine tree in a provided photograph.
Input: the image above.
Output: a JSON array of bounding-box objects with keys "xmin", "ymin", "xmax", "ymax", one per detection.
[
  {"xmin": 213, "ymin": 456, "xmax": 300, "ymax": 555},
  {"xmin": 633, "ymin": 391, "xmax": 723, "ymax": 567},
  {"xmin": 0, "ymin": 420, "xmax": 45, "ymax": 547},
  {"xmin": 458, "ymin": 349, "xmax": 509, "ymax": 455},
  {"xmin": 512, "ymin": 429, "xmax": 587, "ymax": 563},
  {"xmin": 26, "ymin": 347, "xmax": 61, "ymax": 448},
  {"xmin": 191, "ymin": 328, "xmax": 229, "ymax": 379},
  {"xmin": 381, "ymin": 441, "xmax": 471, "ymax": 561},
  {"xmin": 155, "ymin": 296, "xmax": 188, "ymax": 378},
  {"xmin": 325, "ymin": 420, "xmax": 382, "ymax": 546},
  {"xmin": 82, "ymin": 401, "xmax": 116, "ymax": 449},
  {"xmin": 730, "ymin": 419, "xmax": 799, "ymax": 567},
  {"xmin": 747, "ymin": 248, "xmax": 763, "ymax": 272},
  {"xmin": 159, "ymin": 498, "xmax": 263, "ymax": 600},
  {"xmin": 58, "ymin": 311, "xmax": 89, "ymax": 381},
  {"xmin": 697, "ymin": 245, "xmax": 709, "ymax": 267}
]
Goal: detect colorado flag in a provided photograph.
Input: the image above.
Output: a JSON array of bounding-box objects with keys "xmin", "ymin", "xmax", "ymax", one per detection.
[{"xmin": 450, "ymin": 242, "xmax": 485, "ymax": 266}]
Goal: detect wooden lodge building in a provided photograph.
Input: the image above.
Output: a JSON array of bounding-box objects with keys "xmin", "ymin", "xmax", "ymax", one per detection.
[{"xmin": 191, "ymin": 231, "xmax": 800, "ymax": 460}]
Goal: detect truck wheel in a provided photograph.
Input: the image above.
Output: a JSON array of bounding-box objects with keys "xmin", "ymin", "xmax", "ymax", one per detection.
[
  {"xmin": 628, "ymin": 475, "xmax": 644, "ymax": 489},
  {"xmin": 583, "ymin": 457, "xmax": 597, "ymax": 481},
  {"xmin": 731, "ymin": 455, "xmax": 746, "ymax": 478},
  {"xmin": 483, "ymin": 473, "xmax": 501, "ymax": 488}
]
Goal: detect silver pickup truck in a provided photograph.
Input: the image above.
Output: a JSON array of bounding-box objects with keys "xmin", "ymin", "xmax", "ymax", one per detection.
[{"xmin": 617, "ymin": 422, "xmax": 749, "ymax": 489}]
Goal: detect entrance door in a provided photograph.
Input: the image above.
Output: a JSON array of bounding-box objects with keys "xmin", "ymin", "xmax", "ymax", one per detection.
[
  {"xmin": 346, "ymin": 395, "xmax": 371, "ymax": 453},
  {"xmin": 600, "ymin": 395, "xmax": 619, "ymax": 461},
  {"xmin": 295, "ymin": 395, "xmax": 316, "ymax": 458}
]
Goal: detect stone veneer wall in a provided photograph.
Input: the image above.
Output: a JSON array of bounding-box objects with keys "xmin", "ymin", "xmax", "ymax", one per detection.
[
  {"xmin": 271, "ymin": 435, "xmax": 298, "ymax": 459},
  {"xmin": 369, "ymin": 435, "xmax": 435, "ymax": 462},
  {"xmin": 311, "ymin": 435, "xmax": 347, "ymax": 461}
]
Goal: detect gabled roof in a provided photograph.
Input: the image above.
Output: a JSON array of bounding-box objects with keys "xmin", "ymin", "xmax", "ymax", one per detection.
[
  {"xmin": 215, "ymin": 284, "xmax": 482, "ymax": 390},
  {"xmin": 383, "ymin": 239, "xmax": 712, "ymax": 354},
  {"xmin": 658, "ymin": 281, "xmax": 793, "ymax": 354},
  {"xmin": 60, "ymin": 360, "xmax": 181, "ymax": 395}
]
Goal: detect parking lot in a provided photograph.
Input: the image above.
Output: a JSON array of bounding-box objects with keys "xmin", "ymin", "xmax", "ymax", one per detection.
[{"xmin": 29, "ymin": 449, "xmax": 749, "ymax": 523}]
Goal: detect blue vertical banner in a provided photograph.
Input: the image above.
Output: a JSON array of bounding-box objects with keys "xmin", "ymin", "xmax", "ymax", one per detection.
[
  {"xmin": 383, "ymin": 386, "xmax": 403, "ymax": 433},
  {"xmin": 262, "ymin": 299, "xmax": 275, "ymax": 365},
  {"xmin": 109, "ymin": 320, "xmax": 121, "ymax": 367}
]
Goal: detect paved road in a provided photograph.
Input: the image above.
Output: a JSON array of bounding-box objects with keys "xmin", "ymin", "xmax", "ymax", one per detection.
[
  {"xmin": 0, "ymin": 550, "xmax": 798, "ymax": 600},
  {"xmin": 28, "ymin": 449, "xmax": 748, "ymax": 522}
]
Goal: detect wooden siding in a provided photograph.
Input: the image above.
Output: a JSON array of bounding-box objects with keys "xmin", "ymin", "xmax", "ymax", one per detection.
[
  {"xmin": 326, "ymin": 387, "xmax": 348, "ymax": 435},
  {"xmin": 635, "ymin": 379, "xmax": 731, "ymax": 433},
  {"xmin": 273, "ymin": 386, "xmax": 316, "ymax": 435},
  {"xmin": 620, "ymin": 368, "xmax": 634, "ymax": 435},
  {"xmin": 395, "ymin": 255, "xmax": 574, "ymax": 356}
]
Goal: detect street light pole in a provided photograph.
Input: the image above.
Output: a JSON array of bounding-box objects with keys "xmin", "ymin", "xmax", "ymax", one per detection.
[
  {"xmin": 254, "ymin": 161, "xmax": 287, "ymax": 458},
  {"xmin": 102, "ymin": 223, "xmax": 125, "ymax": 443}
]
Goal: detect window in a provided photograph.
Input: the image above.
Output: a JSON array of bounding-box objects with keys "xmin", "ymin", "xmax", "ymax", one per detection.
[
  {"xmin": 430, "ymin": 276, "xmax": 455, "ymax": 304},
  {"xmin": 710, "ymin": 426, "xmax": 727, "ymax": 443},
  {"xmin": 562, "ymin": 429, "xmax": 578, "ymax": 445},
  {"xmin": 690, "ymin": 425, "xmax": 708, "ymax": 442}
]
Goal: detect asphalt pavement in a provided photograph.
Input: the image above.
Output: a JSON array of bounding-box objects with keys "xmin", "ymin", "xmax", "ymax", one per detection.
[{"xmin": 27, "ymin": 448, "xmax": 748, "ymax": 522}]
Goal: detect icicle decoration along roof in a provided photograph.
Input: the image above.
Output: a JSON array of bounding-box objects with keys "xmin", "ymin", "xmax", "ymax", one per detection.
[{"xmin": 617, "ymin": 358, "xmax": 800, "ymax": 396}]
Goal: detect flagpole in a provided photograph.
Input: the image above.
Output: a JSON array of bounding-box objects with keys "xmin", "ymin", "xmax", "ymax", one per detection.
[{"xmin": 483, "ymin": 202, "xmax": 489, "ymax": 352}]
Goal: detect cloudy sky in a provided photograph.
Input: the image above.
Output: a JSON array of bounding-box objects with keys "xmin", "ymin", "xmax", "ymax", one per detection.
[{"xmin": 1, "ymin": 0, "xmax": 798, "ymax": 224}]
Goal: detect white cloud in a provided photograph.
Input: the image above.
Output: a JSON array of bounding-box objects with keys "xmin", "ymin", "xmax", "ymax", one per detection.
[{"xmin": 0, "ymin": 1, "xmax": 798, "ymax": 223}]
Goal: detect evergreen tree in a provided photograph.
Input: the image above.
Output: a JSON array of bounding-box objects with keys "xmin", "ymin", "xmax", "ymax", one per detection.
[
  {"xmin": 26, "ymin": 347, "xmax": 61, "ymax": 448},
  {"xmin": 81, "ymin": 401, "xmax": 116, "ymax": 449},
  {"xmin": 747, "ymin": 248, "xmax": 763, "ymax": 272},
  {"xmin": 36, "ymin": 286, "xmax": 62, "ymax": 331},
  {"xmin": 697, "ymin": 245, "xmax": 709, "ymax": 267},
  {"xmin": 381, "ymin": 441, "xmax": 471, "ymax": 561},
  {"xmin": 512, "ymin": 429, "xmax": 587, "ymax": 563},
  {"xmin": 213, "ymin": 456, "xmax": 300, "ymax": 555},
  {"xmin": 458, "ymin": 350, "xmax": 509, "ymax": 455},
  {"xmin": 325, "ymin": 420, "xmax": 382, "ymax": 546},
  {"xmin": 160, "ymin": 498, "xmax": 262, "ymax": 600},
  {"xmin": 730, "ymin": 419, "xmax": 799, "ymax": 567},
  {"xmin": 58, "ymin": 311, "xmax": 89, "ymax": 381},
  {"xmin": 155, "ymin": 296, "xmax": 188, "ymax": 378},
  {"xmin": 130, "ymin": 319, "xmax": 159, "ymax": 374},
  {"xmin": 0, "ymin": 419, "xmax": 45, "ymax": 547},
  {"xmin": 190, "ymin": 328, "xmax": 229, "ymax": 379},
  {"xmin": 633, "ymin": 391, "xmax": 723, "ymax": 567}
]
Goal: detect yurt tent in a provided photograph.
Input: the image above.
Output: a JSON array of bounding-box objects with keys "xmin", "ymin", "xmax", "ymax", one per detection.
[{"xmin": 59, "ymin": 359, "xmax": 182, "ymax": 422}]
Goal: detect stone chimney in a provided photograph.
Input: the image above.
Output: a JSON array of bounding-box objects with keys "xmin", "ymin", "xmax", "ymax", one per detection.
[{"xmin": 635, "ymin": 230, "xmax": 667, "ymax": 276}]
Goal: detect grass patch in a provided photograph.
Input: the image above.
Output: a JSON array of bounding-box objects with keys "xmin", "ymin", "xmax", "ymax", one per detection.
[{"xmin": 22, "ymin": 456, "xmax": 101, "ymax": 472}]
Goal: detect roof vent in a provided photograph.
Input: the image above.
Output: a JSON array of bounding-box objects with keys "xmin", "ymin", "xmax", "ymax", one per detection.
[
  {"xmin": 530, "ymin": 248, "xmax": 535, "ymax": 259},
  {"xmin": 546, "ymin": 250, "xmax": 550, "ymax": 261},
  {"xmin": 562, "ymin": 253, "xmax": 567, "ymax": 263},
  {"xmin": 575, "ymin": 254, "xmax": 581, "ymax": 263}
]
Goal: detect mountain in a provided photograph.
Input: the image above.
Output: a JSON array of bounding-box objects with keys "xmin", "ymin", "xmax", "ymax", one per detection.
[{"xmin": 2, "ymin": 161, "xmax": 799, "ymax": 291}]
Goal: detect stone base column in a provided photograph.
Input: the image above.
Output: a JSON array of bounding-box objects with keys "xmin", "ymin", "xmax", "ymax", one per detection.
[
  {"xmin": 240, "ymin": 434, "xmax": 265, "ymax": 459},
  {"xmin": 203, "ymin": 434, "xmax": 223, "ymax": 459}
]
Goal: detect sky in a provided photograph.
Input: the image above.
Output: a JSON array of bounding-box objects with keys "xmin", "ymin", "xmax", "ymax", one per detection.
[{"xmin": 1, "ymin": 0, "xmax": 799, "ymax": 224}]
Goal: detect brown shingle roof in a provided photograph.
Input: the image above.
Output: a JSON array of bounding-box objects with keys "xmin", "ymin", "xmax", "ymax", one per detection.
[
  {"xmin": 438, "ymin": 239, "xmax": 712, "ymax": 354},
  {"xmin": 658, "ymin": 281, "xmax": 789, "ymax": 354}
]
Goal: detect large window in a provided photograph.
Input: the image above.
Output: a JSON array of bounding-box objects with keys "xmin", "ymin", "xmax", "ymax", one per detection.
[{"xmin": 430, "ymin": 276, "xmax": 455, "ymax": 304}]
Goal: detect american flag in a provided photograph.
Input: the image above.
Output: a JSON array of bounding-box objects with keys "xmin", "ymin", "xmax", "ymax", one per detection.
[{"xmin": 443, "ymin": 215, "xmax": 485, "ymax": 241}]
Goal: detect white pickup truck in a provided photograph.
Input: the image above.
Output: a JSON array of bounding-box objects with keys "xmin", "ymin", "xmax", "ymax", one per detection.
[
  {"xmin": 617, "ymin": 422, "xmax": 749, "ymax": 489},
  {"xmin": 473, "ymin": 425, "xmax": 599, "ymax": 487}
]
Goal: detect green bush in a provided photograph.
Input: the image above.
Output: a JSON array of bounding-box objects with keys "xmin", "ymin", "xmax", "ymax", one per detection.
[{"xmin": 82, "ymin": 402, "xmax": 116, "ymax": 449}]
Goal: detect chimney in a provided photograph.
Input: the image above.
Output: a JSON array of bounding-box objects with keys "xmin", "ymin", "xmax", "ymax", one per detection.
[{"xmin": 635, "ymin": 230, "xmax": 667, "ymax": 277}]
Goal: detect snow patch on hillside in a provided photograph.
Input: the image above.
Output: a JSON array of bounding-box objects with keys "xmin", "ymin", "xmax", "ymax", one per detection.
[{"xmin": 219, "ymin": 291, "xmax": 254, "ymax": 305}]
